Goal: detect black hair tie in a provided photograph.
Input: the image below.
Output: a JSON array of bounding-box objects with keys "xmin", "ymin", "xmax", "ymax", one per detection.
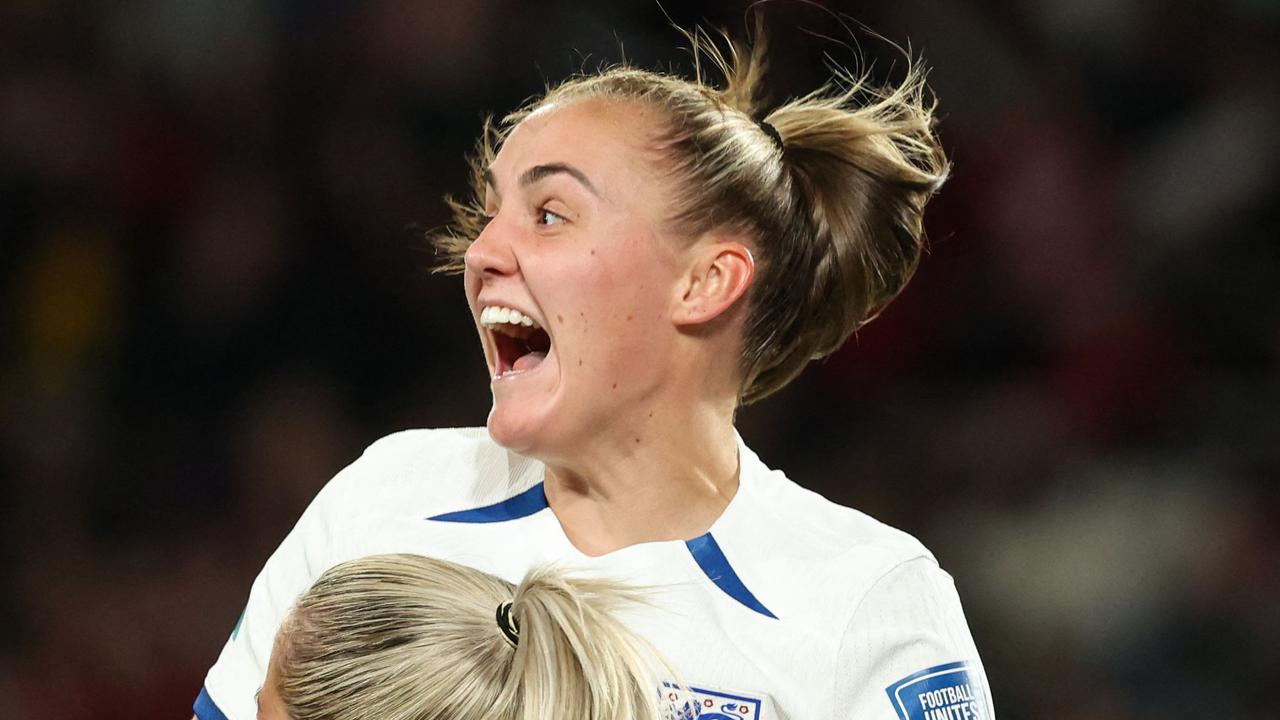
[
  {"xmin": 495, "ymin": 601, "xmax": 520, "ymax": 647},
  {"xmin": 755, "ymin": 118, "xmax": 784, "ymax": 151}
]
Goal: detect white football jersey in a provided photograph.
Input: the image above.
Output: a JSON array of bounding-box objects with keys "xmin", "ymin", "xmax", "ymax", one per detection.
[{"xmin": 196, "ymin": 428, "xmax": 994, "ymax": 720}]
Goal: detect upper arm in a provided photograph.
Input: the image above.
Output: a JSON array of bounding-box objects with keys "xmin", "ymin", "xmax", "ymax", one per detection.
[
  {"xmin": 193, "ymin": 429, "xmax": 456, "ymax": 720},
  {"xmin": 833, "ymin": 557, "xmax": 995, "ymax": 720},
  {"xmin": 196, "ymin": 451, "xmax": 360, "ymax": 720}
]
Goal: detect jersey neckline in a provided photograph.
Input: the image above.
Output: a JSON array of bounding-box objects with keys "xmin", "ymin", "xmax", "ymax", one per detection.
[{"xmin": 426, "ymin": 431, "xmax": 778, "ymax": 618}]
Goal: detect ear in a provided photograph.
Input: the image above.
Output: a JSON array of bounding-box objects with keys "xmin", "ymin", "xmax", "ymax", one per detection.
[{"xmin": 672, "ymin": 239, "xmax": 756, "ymax": 327}]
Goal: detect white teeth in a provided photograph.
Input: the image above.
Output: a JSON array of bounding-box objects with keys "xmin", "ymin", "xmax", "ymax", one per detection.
[{"xmin": 480, "ymin": 305, "xmax": 542, "ymax": 330}]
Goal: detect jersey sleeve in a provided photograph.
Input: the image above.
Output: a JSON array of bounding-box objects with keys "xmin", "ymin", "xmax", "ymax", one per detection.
[
  {"xmin": 833, "ymin": 556, "xmax": 995, "ymax": 720},
  {"xmin": 195, "ymin": 454, "xmax": 360, "ymax": 720}
]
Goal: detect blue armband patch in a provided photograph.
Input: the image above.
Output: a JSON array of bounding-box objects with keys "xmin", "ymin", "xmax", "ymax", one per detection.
[{"xmin": 886, "ymin": 661, "xmax": 990, "ymax": 720}]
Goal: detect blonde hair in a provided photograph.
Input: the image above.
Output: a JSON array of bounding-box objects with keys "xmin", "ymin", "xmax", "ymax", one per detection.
[
  {"xmin": 435, "ymin": 22, "xmax": 948, "ymax": 403},
  {"xmin": 272, "ymin": 554, "xmax": 668, "ymax": 720}
]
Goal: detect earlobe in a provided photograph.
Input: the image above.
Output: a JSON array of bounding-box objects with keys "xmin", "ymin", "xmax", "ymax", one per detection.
[{"xmin": 673, "ymin": 241, "xmax": 756, "ymax": 327}]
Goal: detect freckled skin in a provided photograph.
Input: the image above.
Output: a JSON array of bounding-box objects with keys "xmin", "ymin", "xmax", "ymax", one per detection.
[{"xmin": 463, "ymin": 100, "xmax": 686, "ymax": 457}]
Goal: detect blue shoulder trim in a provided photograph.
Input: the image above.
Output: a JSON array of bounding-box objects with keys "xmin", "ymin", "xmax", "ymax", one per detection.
[
  {"xmin": 427, "ymin": 482, "xmax": 548, "ymax": 523},
  {"xmin": 194, "ymin": 686, "xmax": 229, "ymax": 720},
  {"xmin": 685, "ymin": 533, "xmax": 777, "ymax": 619}
]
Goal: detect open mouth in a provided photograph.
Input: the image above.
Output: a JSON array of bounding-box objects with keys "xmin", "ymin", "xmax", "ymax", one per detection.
[{"xmin": 480, "ymin": 305, "xmax": 552, "ymax": 378}]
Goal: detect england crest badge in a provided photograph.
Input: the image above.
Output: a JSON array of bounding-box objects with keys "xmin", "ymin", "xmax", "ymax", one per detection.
[{"xmin": 662, "ymin": 682, "xmax": 768, "ymax": 720}]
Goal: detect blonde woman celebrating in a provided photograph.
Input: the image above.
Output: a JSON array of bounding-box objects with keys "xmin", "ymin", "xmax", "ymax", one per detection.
[
  {"xmin": 198, "ymin": 26, "xmax": 993, "ymax": 720},
  {"xmin": 252, "ymin": 554, "xmax": 669, "ymax": 720}
]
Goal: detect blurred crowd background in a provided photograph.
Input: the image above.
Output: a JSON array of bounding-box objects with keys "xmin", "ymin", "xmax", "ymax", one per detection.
[{"xmin": 2, "ymin": 1, "xmax": 1277, "ymax": 718}]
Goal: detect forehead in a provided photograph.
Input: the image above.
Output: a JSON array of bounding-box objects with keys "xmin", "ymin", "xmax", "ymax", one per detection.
[{"xmin": 491, "ymin": 99, "xmax": 668, "ymax": 197}]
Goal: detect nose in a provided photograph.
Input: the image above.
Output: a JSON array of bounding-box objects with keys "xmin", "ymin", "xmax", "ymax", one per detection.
[{"xmin": 464, "ymin": 215, "xmax": 519, "ymax": 279}]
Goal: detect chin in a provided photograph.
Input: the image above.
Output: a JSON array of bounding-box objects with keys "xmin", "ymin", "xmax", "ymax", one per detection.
[{"xmin": 485, "ymin": 402, "xmax": 551, "ymax": 456}]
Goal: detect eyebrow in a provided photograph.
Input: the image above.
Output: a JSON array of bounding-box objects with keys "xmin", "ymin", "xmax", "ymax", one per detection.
[{"xmin": 483, "ymin": 162, "xmax": 600, "ymax": 202}]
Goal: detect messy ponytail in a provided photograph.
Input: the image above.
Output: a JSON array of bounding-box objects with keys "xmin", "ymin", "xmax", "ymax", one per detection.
[
  {"xmin": 435, "ymin": 22, "xmax": 948, "ymax": 403},
  {"xmin": 273, "ymin": 554, "xmax": 669, "ymax": 720},
  {"xmin": 743, "ymin": 37, "xmax": 949, "ymax": 401}
]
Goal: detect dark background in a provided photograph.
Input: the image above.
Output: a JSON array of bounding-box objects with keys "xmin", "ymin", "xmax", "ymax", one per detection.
[{"xmin": 2, "ymin": 1, "xmax": 1277, "ymax": 718}]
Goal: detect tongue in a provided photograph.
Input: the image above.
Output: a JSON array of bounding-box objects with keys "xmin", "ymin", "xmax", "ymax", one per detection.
[{"xmin": 512, "ymin": 351, "xmax": 547, "ymax": 373}]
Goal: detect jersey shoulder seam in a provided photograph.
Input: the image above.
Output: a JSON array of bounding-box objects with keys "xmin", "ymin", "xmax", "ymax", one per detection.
[{"xmin": 829, "ymin": 553, "xmax": 942, "ymax": 710}]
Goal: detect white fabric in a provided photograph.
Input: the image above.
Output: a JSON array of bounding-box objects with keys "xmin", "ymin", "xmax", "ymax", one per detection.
[{"xmin": 202, "ymin": 427, "xmax": 993, "ymax": 720}]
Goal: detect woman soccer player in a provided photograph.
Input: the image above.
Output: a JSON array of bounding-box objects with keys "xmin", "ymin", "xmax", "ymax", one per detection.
[
  {"xmin": 197, "ymin": 27, "xmax": 994, "ymax": 720},
  {"xmin": 251, "ymin": 554, "xmax": 670, "ymax": 720}
]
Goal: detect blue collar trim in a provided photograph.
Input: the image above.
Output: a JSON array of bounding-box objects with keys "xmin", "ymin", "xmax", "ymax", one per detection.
[
  {"xmin": 427, "ymin": 482, "xmax": 549, "ymax": 523},
  {"xmin": 427, "ymin": 486, "xmax": 776, "ymax": 619},
  {"xmin": 686, "ymin": 533, "xmax": 777, "ymax": 619}
]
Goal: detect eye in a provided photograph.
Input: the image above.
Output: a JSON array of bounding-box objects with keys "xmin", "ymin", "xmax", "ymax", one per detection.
[{"xmin": 536, "ymin": 207, "xmax": 566, "ymax": 226}]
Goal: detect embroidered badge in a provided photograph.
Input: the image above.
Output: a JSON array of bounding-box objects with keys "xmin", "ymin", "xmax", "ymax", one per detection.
[
  {"xmin": 885, "ymin": 661, "xmax": 990, "ymax": 720},
  {"xmin": 662, "ymin": 682, "xmax": 765, "ymax": 720}
]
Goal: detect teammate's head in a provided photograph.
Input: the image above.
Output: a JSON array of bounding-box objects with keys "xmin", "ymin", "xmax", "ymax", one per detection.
[
  {"xmin": 439, "ymin": 23, "xmax": 946, "ymax": 451},
  {"xmin": 257, "ymin": 554, "xmax": 667, "ymax": 720}
]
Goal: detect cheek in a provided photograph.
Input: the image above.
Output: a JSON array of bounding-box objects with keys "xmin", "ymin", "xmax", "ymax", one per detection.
[
  {"xmin": 527, "ymin": 230, "xmax": 675, "ymax": 374},
  {"xmin": 576, "ymin": 255, "xmax": 672, "ymax": 368}
]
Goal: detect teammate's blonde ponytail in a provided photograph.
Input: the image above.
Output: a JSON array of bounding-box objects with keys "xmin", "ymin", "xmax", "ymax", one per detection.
[
  {"xmin": 508, "ymin": 567, "xmax": 664, "ymax": 720},
  {"xmin": 271, "ymin": 554, "xmax": 668, "ymax": 720}
]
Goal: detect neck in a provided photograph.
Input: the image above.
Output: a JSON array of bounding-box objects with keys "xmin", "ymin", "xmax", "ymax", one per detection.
[{"xmin": 541, "ymin": 394, "xmax": 741, "ymax": 557}]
